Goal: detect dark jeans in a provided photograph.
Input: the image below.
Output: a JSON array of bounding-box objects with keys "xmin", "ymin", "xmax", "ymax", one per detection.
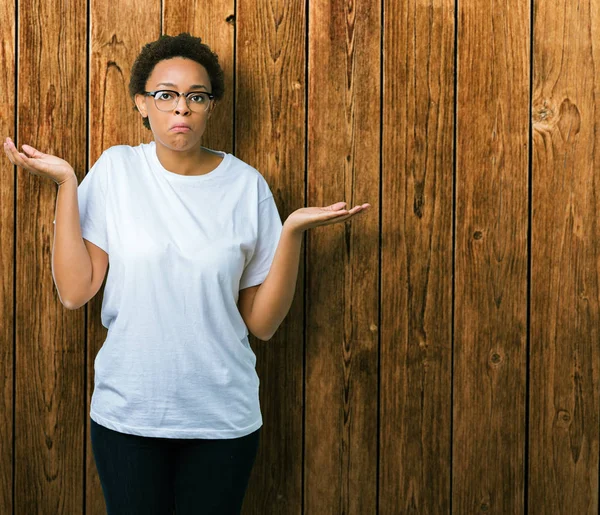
[{"xmin": 90, "ymin": 417, "xmax": 261, "ymax": 514}]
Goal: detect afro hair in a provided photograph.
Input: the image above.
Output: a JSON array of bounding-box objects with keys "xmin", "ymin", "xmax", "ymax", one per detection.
[{"xmin": 129, "ymin": 33, "xmax": 225, "ymax": 130}]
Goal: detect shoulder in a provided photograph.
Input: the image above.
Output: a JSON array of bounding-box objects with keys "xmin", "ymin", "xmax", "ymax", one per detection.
[
  {"xmin": 227, "ymin": 154, "xmax": 262, "ymax": 178},
  {"xmin": 227, "ymin": 154, "xmax": 274, "ymax": 201},
  {"xmin": 101, "ymin": 143, "xmax": 145, "ymax": 160}
]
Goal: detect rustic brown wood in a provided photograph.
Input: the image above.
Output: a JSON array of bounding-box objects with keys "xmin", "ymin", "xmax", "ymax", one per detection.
[
  {"xmin": 453, "ymin": 0, "xmax": 530, "ymax": 513},
  {"xmin": 529, "ymin": 0, "xmax": 600, "ymax": 512},
  {"xmin": 87, "ymin": 2, "xmax": 160, "ymax": 513},
  {"xmin": 163, "ymin": 0, "xmax": 235, "ymax": 153},
  {"xmin": 16, "ymin": 0, "xmax": 87, "ymax": 511},
  {"xmin": 0, "ymin": 0, "xmax": 15, "ymax": 512},
  {"xmin": 305, "ymin": 0, "xmax": 380, "ymax": 512},
  {"xmin": 235, "ymin": 0, "xmax": 306, "ymax": 512},
  {"xmin": 7, "ymin": 0, "xmax": 600, "ymax": 512},
  {"xmin": 380, "ymin": 0, "xmax": 455, "ymax": 512}
]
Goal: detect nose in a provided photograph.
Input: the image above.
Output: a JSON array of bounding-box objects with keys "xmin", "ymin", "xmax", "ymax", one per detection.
[{"xmin": 174, "ymin": 94, "xmax": 190, "ymax": 115}]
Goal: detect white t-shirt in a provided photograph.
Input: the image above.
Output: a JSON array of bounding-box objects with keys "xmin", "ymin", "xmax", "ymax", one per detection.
[{"xmin": 65, "ymin": 141, "xmax": 283, "ymax": 439}]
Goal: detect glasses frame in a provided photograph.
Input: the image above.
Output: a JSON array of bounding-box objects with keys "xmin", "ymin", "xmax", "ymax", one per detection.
[{"xmin": 143, "ymin": 89, "xmax": 215, "ymax": 113}]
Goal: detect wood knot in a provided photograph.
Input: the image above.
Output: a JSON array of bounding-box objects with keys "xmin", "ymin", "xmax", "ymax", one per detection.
[
  {"xmin": 556, "ymin": 409, "xmax": 571, "ymax": 428},
  {"xmin": 532, "ymin": 98, "xmax": 555, "ymax": 124},
  {"xmin": 489, "ymin": 351, "xmax": 503, "ymax": 366},
  {"xmin": 557, "ymin": 98, "xmax": 581, "ymax": 142}
]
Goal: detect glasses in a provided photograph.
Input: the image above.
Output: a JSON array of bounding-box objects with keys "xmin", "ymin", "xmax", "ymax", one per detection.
[{"xmin": 144, "ymin": 90, "xmax": 215, "ymax": 113}]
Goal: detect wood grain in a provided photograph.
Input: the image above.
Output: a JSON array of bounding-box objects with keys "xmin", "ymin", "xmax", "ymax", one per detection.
[
  {"xmin": 453, "ymin": 0, "xmax": 530, "ymax": 512},
  {"xmin": 305, "ymin": 0, "xmax": 380, "ymax": 512},
  {"xmin": 380, "ymin": 0, "xmax": 455, "ymax": 512},
  {"xmin": 0, "ymin": 0, "xmax": 15, "ymax": 512},
  {"xmin": 235, "ymin": 0, "xmax": 305, "ymax": 512},
  {"xmin": 16, "ymin": 0, "xmax": 87, "ymax": 511},
  {"xmin": 5, "ymin": 0, "xmax": 600, "ymax": 512},
  {"xmin": 163, "ymin": 0, "xmax": 235, "ymax": 153},
  {"xmin": 529, "ymin": 0, "xmax": 600, "ymax": 512},
  {"xmin": 87, "ymin": 2, "xmax": 160, "ymax": 513}
]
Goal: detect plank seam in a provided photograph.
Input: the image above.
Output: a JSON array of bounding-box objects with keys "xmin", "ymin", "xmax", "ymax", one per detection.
[
  {"xmin": 83, "ymin": 0, "xmax": 91, "ymax": 511},
  {"xmin": 13, "ymin": 0, "xmax": 19, "ymax": 512},
  {"xmin": 450, "ymin": 0, "xmax": 458, "ymax": 511},
  {"xmin": 302, "ymin": 0, "xmax": 309, "ymax": 513},
  {"xmin": 524, "ymin": 0, "xmax": 534, "ymax": 512},
  {"xmin": 377, "ymin": 0, "xmax": 383, "ymax": 512},
  {"xmin": 232, "ymin": 0, "xmax": 237, "ymax": 156}
]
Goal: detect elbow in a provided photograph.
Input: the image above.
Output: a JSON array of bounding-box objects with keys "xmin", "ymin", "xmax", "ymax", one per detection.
[
  {"xmin": 57, "ymin": 290, "xmax": 84, "ymax": 310},
  {"xmin": 248, "ymin": 324, "xmax": 276, "ymax": 342},
  {"xmin": 61, "ymin": 299, "xmax": 81, "ymax": 310},
  {"xmin": 256, "ymin": 326, "xmax": 278, "ymax": 342}
]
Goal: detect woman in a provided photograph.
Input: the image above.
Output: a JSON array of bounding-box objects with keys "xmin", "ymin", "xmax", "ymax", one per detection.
[{"xmin": 3, "ymin": 33, "xmax": 370, "ymax": 514}]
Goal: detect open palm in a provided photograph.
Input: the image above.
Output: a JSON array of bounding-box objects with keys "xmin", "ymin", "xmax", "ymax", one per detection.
[
  {"xmin": 285, "ymin": 201, "xmax": 372, "ymax": 234},
  {"xmin": 3, "ymin": 138, "xmax": 75, "ymax": 185}
]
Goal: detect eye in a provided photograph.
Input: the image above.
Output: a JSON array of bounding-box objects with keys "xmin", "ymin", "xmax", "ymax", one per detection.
[
  {"xmin": 156, "ymin": 91, "xmax": 176, "ymax": 100},
  {"xmin": 188, "ymin": 93, "xmax": 207, "ymax": 103}
]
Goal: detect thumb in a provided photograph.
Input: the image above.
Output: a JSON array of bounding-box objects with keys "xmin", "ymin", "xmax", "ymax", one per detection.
[{"xmin": 21, "ymin": 144, "xmax": 44, "ymax": 158}]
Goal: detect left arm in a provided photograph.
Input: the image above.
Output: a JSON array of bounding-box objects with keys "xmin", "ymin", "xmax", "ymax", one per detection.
[
  {"xmin": 238, "ymin": 221, "xmax": 303, "ymax": 341},
  {"xmin": 238, "ymin": 200, "xmax": 372, "ymax": 341}
]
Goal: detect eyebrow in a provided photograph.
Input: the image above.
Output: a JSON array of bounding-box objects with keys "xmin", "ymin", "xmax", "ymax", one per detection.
[{"xmin": 155, "ymin": 82, "xmax": 208, "ymax": 90}]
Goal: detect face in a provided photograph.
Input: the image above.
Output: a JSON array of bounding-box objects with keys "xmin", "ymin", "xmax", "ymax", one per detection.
[{"xmin": 134, "ymin": 57, "xmax": 216, "ymax": 151}]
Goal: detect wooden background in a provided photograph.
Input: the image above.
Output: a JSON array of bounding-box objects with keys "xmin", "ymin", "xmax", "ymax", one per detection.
[{"xmin": 1, "ymin": 0, "xmax": 598, "ymax": 513}]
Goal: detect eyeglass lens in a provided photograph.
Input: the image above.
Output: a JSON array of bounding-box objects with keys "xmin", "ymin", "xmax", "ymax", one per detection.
[{"xmin": 153, "ymin": 91, "xmax": 211, "ymax": 112}]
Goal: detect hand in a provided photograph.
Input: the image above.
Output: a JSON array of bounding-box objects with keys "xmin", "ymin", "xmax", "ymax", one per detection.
[
  {"xmin": 284, "ymin": 201, "xmax": 372, "ymax": 234},
  {"xmin": 3, "ymin": 137, "xmax": 75, "ymax": 186}
]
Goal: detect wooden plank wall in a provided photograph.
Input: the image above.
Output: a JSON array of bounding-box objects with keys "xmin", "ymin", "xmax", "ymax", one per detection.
[{"xmin": 0, "ymin": 0, "xmax": 598, "ymax": 513}]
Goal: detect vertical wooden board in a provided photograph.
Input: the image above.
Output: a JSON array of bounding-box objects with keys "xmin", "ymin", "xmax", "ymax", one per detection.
[
  {"xmin": 87, "ymin": 4, "xmax": 160, "ymax": 513},
  {"xmin": 305, "ymin": 0, "xmax": 380, "ymax": 513},
  {"xmin": 0, "ymin": 0, "xmax": 15, "ymax": 512},
  {"xmin": 235, "ymin": 1, "xmax": 305, "ymax": 512},
  {"xmin": 453, "ymin": 0, "xmax": 529, "ymax": 513},
  {"xmin": 529, "ymin": 0, "xmax": 600, "ymax": 512},
  {"xmin": 90, "ymin": 5, "xmax": 157, "ymax": 164},
  {"xmin": 16, "ymin": 0, "xmax": 87, "ymax": 511},
  {"xmin": 163, "ymin": 0, "xmax": 235, "ymax": 154},
  {"xmin": 380, "ymin": 0, "xmax": 455, "ymax": 512}
]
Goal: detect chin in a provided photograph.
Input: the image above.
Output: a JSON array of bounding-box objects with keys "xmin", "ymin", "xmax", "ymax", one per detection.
[{"xmin": 162, "ymin": 135, "xmax": 202, "ymax": 151}]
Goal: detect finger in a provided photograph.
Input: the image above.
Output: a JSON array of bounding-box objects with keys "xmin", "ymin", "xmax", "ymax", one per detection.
[
  {"xmin": 5, "ymin": 142, "xmax": 38, "ymax": 172},
  {"xmin": 325, "ymin": 201, "xmax": 347, "ymax": 211},
  {"xmin": 4, "ymin": 142, "xmax": 26, "ymax": 166},
  {"xmin": 324, "ymin": 209, "xmax": 349, "ymax": 217},
  {"xmin": 7, "ymin": 140, "xmax": 36, "ymax": 164},
  {"xmin": 3, "ymin": 144, "xmax": 18, "ymax": 165},
  {"xmin": 21, "ymin": 144, "xmax": 45, "ymax": 158},
  {"xmin": 9, "ymin": 145, "xmax": 31, "ymax": 166},
  {"xmin": 5, "ymin": 139, "xmax": 24, "ymax": 160}
]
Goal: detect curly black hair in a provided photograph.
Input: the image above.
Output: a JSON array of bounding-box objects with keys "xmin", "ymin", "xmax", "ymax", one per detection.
[{"xmin": 128, "ymin": 33, "xmax": 225, "ymax": 130}]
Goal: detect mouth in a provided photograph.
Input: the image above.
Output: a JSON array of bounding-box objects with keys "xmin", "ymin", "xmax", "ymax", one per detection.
[{"xmin": 170, "ymin": 124, "xmax": 192, "ymax": 132}]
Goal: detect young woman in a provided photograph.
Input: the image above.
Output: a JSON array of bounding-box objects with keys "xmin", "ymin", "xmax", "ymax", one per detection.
[{"xmin": 3, "ymin": 33, "xmax": 370, "ymax": 514}]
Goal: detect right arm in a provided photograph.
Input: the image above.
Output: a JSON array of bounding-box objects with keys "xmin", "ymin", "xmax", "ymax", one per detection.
[
  {"xmin": 52, "ymin": 174, "xmax": 108, "ymax": 309},
  {"xmin": 3, "ymin": 137, "xmax": 107, "ymax": 309}
]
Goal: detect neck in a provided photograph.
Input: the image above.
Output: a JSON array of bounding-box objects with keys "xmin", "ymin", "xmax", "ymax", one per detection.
[{"xmin": 154, "ymin": 140, "xmax": 214, "ymax": 176}]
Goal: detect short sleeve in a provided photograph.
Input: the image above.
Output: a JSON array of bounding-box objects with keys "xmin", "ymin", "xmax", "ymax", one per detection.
[
  {"xmin": 56, "ymin": 152, "xmax": 109, "ymax": 253},
  {"xmin": 239, "ymin": 194, "xmax": 283, "ymax": 289}
]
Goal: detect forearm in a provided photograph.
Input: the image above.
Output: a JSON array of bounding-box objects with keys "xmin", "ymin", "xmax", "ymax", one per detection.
[
  {"xmin": 249, "ymin": 222, "xmax": 303, "ymax": 340},
  {"xmin": 51, "ymin": 174, "xmax": 93, "ymax": 308}
]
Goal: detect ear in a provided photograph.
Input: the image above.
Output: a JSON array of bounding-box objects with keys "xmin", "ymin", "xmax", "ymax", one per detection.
[
  {"xmin": 134, "ymin": 93, "xmax": 148, "ymax": 119},
  {"xmin": 207, "ymin": 101, "xmax": 216, "ymax": 118}
]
